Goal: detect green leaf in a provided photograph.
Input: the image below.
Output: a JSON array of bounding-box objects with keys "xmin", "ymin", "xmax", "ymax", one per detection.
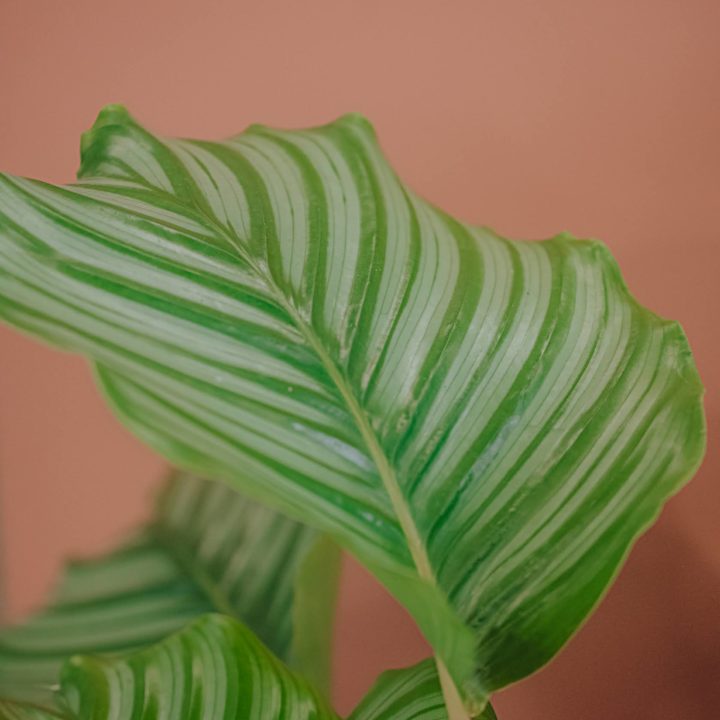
[
  {"xmin": 0, "ymin": 473, "xmax": 340, "ymax": 704},
  {"xmin": 0, "ymin": 106, "xmax": 705, "ymax": 710},
  {"xmin": 0, "ymin": 700, "xmax": 65, "ymax": 720},
  {"xmin": 59, "ymin": 614, "xmax": 338, "ymax": 719},
  {"xmin": 349, "ymin": 660, "xmax": 497, "ymax": 720},
  {"xmin": 5, "ymin": 622, "xmax": 499, "ymax": 720}
]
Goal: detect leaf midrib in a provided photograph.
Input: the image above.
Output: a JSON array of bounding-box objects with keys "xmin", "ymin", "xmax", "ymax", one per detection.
[
  {"xmin": 225, "ymin": 227, "xmax": 470, "ymax": 717},
  {"xmin": 96, "ymin": 174, "xmax": 465, "ymax": 715},
  {"xmin": 295, "ymin": 320, "xmax": 435, "ymax": 580},
  {"xmin": 157, "ymin": 184, "xmax": 438, "ymax": 587}
]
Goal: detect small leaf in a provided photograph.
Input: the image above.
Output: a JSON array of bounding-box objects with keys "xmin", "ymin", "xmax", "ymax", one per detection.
[
  {"xmin": 0, "ymin": 473, "xmax": 340, "ymax": 704},
  {"xmin": 0, "ymin": 107, "xmax": 705, "ymax": 708},
  {"xmin": 59, "ymin": 614, "xmax": 339, "ymax": 719},
  {"xmin": 350, "ymin": 659, "xmax": 498, "ymax": 720}
]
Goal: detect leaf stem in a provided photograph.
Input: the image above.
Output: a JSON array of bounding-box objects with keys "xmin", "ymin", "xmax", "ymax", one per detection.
[
  {"xmin": 436, "ymin": 657, "xmax": 471, "ymax": 720},
  {"xmin": 287, "ymin": 306, "xmax": 471, "ymax": 719}
]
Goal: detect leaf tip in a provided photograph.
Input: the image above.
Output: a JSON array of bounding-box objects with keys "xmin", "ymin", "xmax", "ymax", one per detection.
[
  {"xmin": 317, "ymin": 113, "xmax": 379, "ymax": 146},
  {"xmin": 335, "ymin": 112, "xmax": 376, "ymax": 133},
  {"xmin": 78, "ymin": 104, "xmax": 141, "ymax": 177},
  {"xmin": 93, "ymin": 103, "xmax": 135, "ymax": 128},
  {"xmin": 82, "ymin": 103, "xmax": 134, "ymax": 143}
]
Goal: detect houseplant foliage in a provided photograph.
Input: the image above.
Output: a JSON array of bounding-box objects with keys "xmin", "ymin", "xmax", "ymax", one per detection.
[
  {"xmin": 0, "ymin": 472, "xmax": 496, "ymax": 720},
  {"xmin": 0, "ymin": 107, "xmax": 705, "ymax": 718},
  {"xmin": 0, "ymin": 473, "xmax": 340, "ymax": 704}
]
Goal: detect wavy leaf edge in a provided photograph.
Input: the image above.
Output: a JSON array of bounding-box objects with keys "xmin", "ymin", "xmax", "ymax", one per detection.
[{"xmin": 0, "ymin": 105, "xmax": 706, "ymax": 716}]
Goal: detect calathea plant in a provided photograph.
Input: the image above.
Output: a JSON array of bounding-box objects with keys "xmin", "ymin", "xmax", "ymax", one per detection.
[{"xmin": 0, "ymin": 106, "xmax": 705, "ymax": 719}]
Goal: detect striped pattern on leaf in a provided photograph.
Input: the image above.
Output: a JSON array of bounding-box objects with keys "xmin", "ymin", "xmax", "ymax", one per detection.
[
  {"xmin": 0, "ymin": 701, "xmax": 64, "ymax": 720},
  {"xmin": 0, "ymin": 106, "xmax": 705, "ymax": 708},
  {"xmin": 0, "ymin": 473, "xmax": 339, "ymax": 705},
  {"xmin": 2, "ymin": 637, "xmax": 502, "ymax": 720},
  {"xmin": 60, "ymin": 614, "xmax": 338, "ymax": 720},
  {"xmin": 350, "ymin": 660, "xmax": 497, "ymax": 720}
]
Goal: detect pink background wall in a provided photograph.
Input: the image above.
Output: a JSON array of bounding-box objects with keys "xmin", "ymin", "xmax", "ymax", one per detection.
[{"xmin": 1, "ymin": 1, "xmax": 718, "ymax": 716}]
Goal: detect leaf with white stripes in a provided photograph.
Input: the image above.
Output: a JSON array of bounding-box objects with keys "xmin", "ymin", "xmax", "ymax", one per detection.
[
  {"xmin": 5, "ymin": 630, "xmax": 501, "ymax": 720},
  {"xmin": 59, "ymin": 614, "xmax": 338, "ymax": 719},
  {"xmin": 59, "ymin": 641, "xmax": 500, "ymax": 720},
  {"xmin": 350, "ymin": 660, "xmax": 497, "ymax": 720},
  {"xmin": 0, "ymin": 701, "xmax": 64, "ymax": 720},
  {"xmin": 0, "ymin": 472, "xmax": 340, "ymax": 705},
  {"xmin": 0, "ymin": 106, "xmax": 705, "ymax": 713}
]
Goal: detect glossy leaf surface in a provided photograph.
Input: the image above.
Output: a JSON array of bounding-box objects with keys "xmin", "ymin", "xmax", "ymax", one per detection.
[
  {"xmin": 0, "ymin": 473, "xmax": 339, "ymax": 704},
  {"xmin": 0, "ymin": 107, "xmax": 705, "ymax": 708}
]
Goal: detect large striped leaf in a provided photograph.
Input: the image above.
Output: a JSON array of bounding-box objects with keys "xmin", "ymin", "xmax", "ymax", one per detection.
[
  {"xmin": 0, "ymin": 473, "xmax": 340, "ymax": 704},
  {"xmin": 349, "ymin": 660, "xmax": 497, "ymax": 720},
  {"xmin": 0, "ymin": 106, "xmax": 705, "ymax": 713}
]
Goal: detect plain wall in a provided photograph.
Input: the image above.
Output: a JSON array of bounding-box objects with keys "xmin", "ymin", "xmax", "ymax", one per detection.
[{"xmin": 1, "ymin": 1, "xmax": 718, "ymax": 717}]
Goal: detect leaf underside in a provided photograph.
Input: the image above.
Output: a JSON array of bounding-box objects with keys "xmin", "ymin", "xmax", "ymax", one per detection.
[
  {"xmin": 0, "ymin": 106, "xmax": 705, "ymax": 707},
  {"xmin": 0, "ymin": 473, "xmax": 340, "ymax": 704}
]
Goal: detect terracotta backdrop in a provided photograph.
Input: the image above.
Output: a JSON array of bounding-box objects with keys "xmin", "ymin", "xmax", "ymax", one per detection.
[{"xmin": 1, "ymin": 1, "xmax": 718, "ymax": 717}]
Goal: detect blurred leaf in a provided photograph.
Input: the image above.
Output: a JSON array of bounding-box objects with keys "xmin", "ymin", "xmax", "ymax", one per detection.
[
  {"xmin": 0, "ymin": 700, "xmax": 64, "ymax": 720},
  {"xmin": 3, "ymin": 621, "xmax": 502, "ymax": 720},
  {"xmin": 0, "ymin": 473, "xmax": 340, "ymax": 704},
  {"xmin": 60, "ymin": 614, "xmax": 338, "ymax": 719},
  {"xmin": 0, "ymin": 106, "xmax": 705, "ymax": 710}
]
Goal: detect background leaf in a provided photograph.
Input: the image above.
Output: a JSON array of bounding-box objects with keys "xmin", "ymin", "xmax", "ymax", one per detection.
[
  {"xmin": 0, "ymin": 473, "xmax": 340, "ymax": 704},
  {"xmin": 3, "ymin": 626, "xmax": 502, "ymax": 720},
  {"xmin": 0, "ymin": 107, "xmax": 705, "ymax": 709},
  {"xmin": 59, "ymin": 614, "xmax": 339, "ymax": 720},
  {"xmin": 0, "ymin": 701, "xmax": 64, "ymax": 720}
]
